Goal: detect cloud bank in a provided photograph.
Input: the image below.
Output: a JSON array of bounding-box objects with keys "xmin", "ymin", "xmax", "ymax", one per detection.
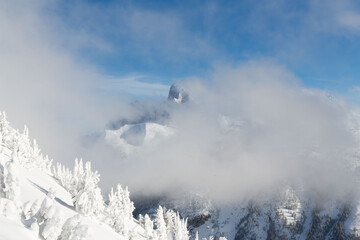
[
  {"xmin": 1, "ymin": 0, "xmax": 360, "ymax": 204},
  {"xmin": 0, "ymin": 0, "xmax": 138, "ymax": 165},
  {"xmin": 90, "ymin": 62, "xmax": 360, "ymax": 203}
]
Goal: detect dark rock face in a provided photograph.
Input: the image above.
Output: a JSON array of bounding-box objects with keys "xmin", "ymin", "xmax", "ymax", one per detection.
[
  {"xmin": 188, "ymin": 214, "xmax": 211, "ymax": 228},
  {"xmin": 168, "ymin": 84, "xmax": 189, "ymax": 103},
  {"xmin": 106, "ymin": 83, "xmax": 188, "ymax": 132}
]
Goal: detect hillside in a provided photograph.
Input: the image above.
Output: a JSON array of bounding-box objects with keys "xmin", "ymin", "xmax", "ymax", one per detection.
[{"xmin": 0, "ymin": 112, "xmax": 195, "ymax": 240}]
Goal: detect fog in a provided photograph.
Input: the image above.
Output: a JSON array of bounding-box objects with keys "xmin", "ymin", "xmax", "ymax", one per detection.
[
  {"xmin": 1, "ymin": 0, "xmax": 359, "ymax": 204},
  {"xmin": 0, "ymin": 0, "xmax": 134, "ymax": 167},
  {"xmin": 95, "ymin": 62, "xmax": 359, "ymax": 203}
]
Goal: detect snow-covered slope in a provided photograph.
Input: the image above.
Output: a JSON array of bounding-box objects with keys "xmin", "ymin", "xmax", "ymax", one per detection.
[
  {"xmin": 0, "ymin": 112, "xmax": 193, "ymax": 240},
  {"xmin": 0, "ymin": 138, "xmax": 135, "ymax": 240}
]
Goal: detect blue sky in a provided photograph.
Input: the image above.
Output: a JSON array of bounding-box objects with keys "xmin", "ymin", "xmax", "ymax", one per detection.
[{"xmin": 47, "ymin": 0, "xmax": 360, "ymax": 103}]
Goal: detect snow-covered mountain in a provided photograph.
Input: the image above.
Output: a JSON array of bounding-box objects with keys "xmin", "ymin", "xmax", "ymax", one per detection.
[
  {"xmin": 103, "ymin": 84, "xmax": 186, "ymax": 156},
  {"xmin": 102, "ymin": 85, "xmax": 360, "ymax": 240},
  {"xmin": 3, "ymin": 81, "xmax": 360, "ymax": 240}
]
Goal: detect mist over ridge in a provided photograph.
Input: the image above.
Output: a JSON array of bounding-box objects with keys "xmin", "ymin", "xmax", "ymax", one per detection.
[
  {"xmin": 86, "ymin": 62, "xmax": 360, "ymax": 204},
  {"xmin": 0, "ymin": 0, "xmax": 360, "ymax": 205}
]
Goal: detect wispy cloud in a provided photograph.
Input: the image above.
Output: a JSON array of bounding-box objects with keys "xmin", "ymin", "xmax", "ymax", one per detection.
[
  {"xmin": 52, "ymin": 1, "xmax": 215, "ymax": 64},
  {"xmin": 337, "ymin": 11, "xmax": 360, "ymax": 31},
  {"xmin": 0, "ymin": 0, "xmax": 133, "ymax": 165},
  {"xmin": 350, "ymin": 86, "xmax": 360, "ymax": 93},
  {"xmin": 104, "ymin": 76, "xmax": 169, "ymax": 98}
]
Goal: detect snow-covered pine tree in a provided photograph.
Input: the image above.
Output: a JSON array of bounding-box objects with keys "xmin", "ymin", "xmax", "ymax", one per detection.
[
  {"xmin": 18, "ymin": 125, "xmax": 32, "ymax": 160},
  {"xmin": 58, "ymin": 214, "xmax": 90, "ymax": 240},
  {"xmin": 138, "ymin": 214, "xmax": 145, "ymax": 227},
  {"xmin": 73, "ymin": 161, "xmax": 104, "ymax": 217},
  {"xmin": 121, "ymin": 185, "xmax": 135, "ymax": 222},
  {"xmin": 173, "ymin": 212, "xmax": 189, "ymax": 240},
  {"xmin": 53, "ymin": 162, "xmax": 72, "ymax": 190},
  {"xmin": 165, "ymin": 209, "xmax": 177, "ymax": 239},
  {"xmin": 0, "ymin": 112, "xmax": 10, "ymax": 144},
  {"xmin": 155, "ymin": 206, "xmax": 167, "ymax": 240},
  {"xmin": 42, "ymin": 155, "xmax": 53, "ymax": 173},
  {"xmin": 72, "ymin": 158, "xmax": 85, "ymax": 196},
  {"xmin": 107, "ymin": 184, "xmax": 135, "ymax": 237},
  {"xmin": 0, "ymin": 158, "xmax": 4, "ymax": 198},
  {"xmin": 3, "ymin": 149, "xmax": 20, "ymax": 204},
  {"xmin": 58, "ymin": 214, "xmax": 81, "ymax": 240},
  {"xmin": 30, "ymin": 139, "xmax": 52, "ymax": 171},
  {"xmin": 163, "ymin": 209, "xmax": 188, "ymax": 240},
  {"xmin": 40, "ymin": 205, "xmax": 64, "ymax": 240},
  {"xmin": 144, "ymin": 214, "xmax": 155, "ymax": 239},
  {"xmin": 52, "ymin": 159, "xmax": 104, "ymax": 218},
  {"xmin": 32, "ymin": 139, "xmax": 41, "ymax": 159}
]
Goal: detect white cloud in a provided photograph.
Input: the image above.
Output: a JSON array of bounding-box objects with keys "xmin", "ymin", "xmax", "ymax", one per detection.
[
  {"xmin": 91, "ymin": 61, "xmax": 359, "ymax": 203},
  {"xmin": 0, "ymin": 0, "xmax": 133, "ymax": 165}
]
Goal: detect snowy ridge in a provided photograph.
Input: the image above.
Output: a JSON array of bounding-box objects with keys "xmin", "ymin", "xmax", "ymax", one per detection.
[{"xmin": 105, "ymin": 122, "xmax": 175, "ymax": 156}]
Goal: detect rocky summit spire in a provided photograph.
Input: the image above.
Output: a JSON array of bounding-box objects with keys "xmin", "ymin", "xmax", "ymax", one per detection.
[{"xmin": 168, "ymin": 83, "xmax": 189, "ymax": 103}]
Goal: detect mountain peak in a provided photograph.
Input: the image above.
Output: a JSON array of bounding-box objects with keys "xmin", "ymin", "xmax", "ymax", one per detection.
[{"xmin": 168, "ymin": 83, "xmax": 189, "ymax": 103}]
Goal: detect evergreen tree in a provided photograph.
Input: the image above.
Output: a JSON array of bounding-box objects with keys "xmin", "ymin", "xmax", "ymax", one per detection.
[
  {"xmin": 40, "ymin": 205, "xmax": 64, "ymax": 240},
  {"xmin": 0, "ymin": 112, "xmax": 10, "ymax": 144},
  {"xmin": 18, "ymin": 125, "xmax": 32, "ymax": 160},
  {"xmin": 165, "ymin": 209, "xmax": 176, "ymax": 238},
  {"xmin": 174, "ymin": 212, "xmax": 188, "ymax": 240},
  {"xmin": 107, "ymin": 184, "xmax": 135, "ymax": 237},
  {"xmin": 72, "ymin": 158, "xmax": 84, "ymax": 196},
  {"xmin": 144, "ymin": 214, "xmax": 155, "ymax": 239},
  {"xmin": 3, "ymin": 150, "xmax": 20, "ymax": 204},
  {"xmin": 155, "ymin": 206, "xmax": 167, "ymax": 240},
  {"xmin": 53, "ymin": 162, "xmax": 72, "ymax": 190},
  {"xmin": 59, "ymin": 214, "xmax": 90, "ymax": 240},
  {"xmin": 73, "ymin": 162, "xmax": 104, "ymax": 217},
  {"xmin": 0, "ymin": 160, "xmax": 5, "ymax": 198},
  {"xmin": 138, "ymin": 214, "xmax": 145, "ymax": 227}
]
